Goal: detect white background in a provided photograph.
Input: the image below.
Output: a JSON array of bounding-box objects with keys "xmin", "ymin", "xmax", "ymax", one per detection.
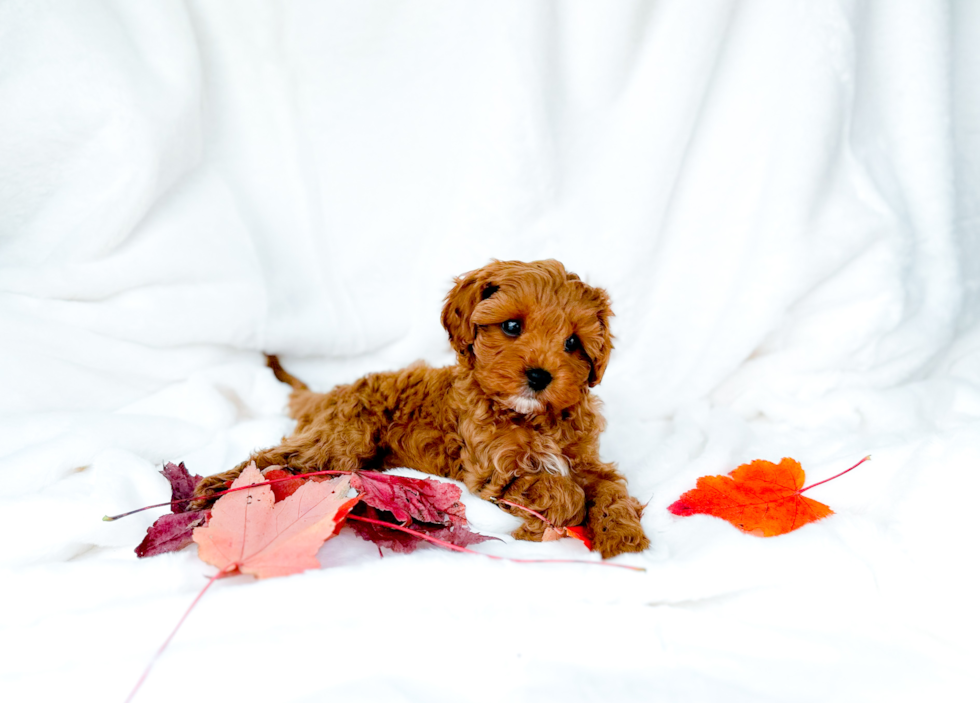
[{"xmin": 1, "ymin": 2, "xmax": 978, "ymax": 701}]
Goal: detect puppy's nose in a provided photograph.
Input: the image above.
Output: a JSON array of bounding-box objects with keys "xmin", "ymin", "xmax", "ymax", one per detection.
[{"xmin": 525, "ymin": 367, "xmax": 552, "ymax": 392}]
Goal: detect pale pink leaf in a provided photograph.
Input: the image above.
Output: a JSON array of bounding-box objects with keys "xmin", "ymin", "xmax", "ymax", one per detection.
[{"xmin": 192, "ymin": 463, "xmax": 358, "ymax": 579}]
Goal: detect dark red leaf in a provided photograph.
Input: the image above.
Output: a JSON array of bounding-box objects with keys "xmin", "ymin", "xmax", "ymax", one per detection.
[
  {"xmin": 424, "ymin": 523, "xmax": 498, "ymax": 550},
  {"xmin": 135, "ymin": 461, "xmax": 206, "ymax": 557},
  {"xmin": 135, "ymin": 510, "xmax": 207, "ymax": 558},
  {"xmin": 347, "ymin": 505, "xmax": 421, "ymax": 554},
  {"xmin": 161, "ymin": 462, "xmax": 204, "ymax": 513},
  {"xmin": 347, "ymin": 503, "xmax": 496, "ymax": 555},
  {"xmin": 350, "ymin": 472, "xmax": 467, "ymax": 526}
]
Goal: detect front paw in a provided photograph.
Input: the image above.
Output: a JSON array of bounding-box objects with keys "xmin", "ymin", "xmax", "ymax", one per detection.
[
  {"xmin": 589, "ymin": 495, "xmax": 649, "ymax": 558},
  {"xmin": 501, "ymin": 473, "xmax": 586, "ymax": 542}
]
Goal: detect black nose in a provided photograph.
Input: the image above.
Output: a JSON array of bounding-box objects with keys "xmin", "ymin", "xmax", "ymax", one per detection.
[{"xmin": 525, "ymin": 368, "xmax": 552, "ymax": 391}]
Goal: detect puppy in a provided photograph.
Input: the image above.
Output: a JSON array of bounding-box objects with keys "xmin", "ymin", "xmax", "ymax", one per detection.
[{"xmin": 194, "ymin": 260, "xmax": 649, "ymax": 558}]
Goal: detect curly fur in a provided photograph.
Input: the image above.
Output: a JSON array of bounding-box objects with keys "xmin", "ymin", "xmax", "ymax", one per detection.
[{"xmin": 194, "ymin": 259, "xmax": 649, "ymax": 558}]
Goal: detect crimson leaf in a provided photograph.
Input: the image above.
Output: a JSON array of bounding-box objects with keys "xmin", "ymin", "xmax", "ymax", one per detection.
[
  {"xmin": 348, "ymin": 504, "xmax": 496, "ymax": 555},
  {"xmin": 135, "ymin": 461, "xmax": 207, "ymax": 558},
  {"xmin": 161, "ymin": 461, "xmax": 204, "ymax": 513},
  {"xmin": 350, "ymin": 472, "xmax": 467, "ymax": 525},
  {"xmin": 135, "ymin": 510, "xmax": 208, "ymax": 558}
]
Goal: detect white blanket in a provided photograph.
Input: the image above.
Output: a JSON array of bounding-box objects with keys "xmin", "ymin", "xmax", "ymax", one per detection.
[{"xmin": 2, "ymin": 1, "xmax": 977, "ymax": 701}]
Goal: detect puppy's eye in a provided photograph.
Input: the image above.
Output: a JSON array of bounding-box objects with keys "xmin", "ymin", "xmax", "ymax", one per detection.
[
  {"xmin": 564, "ymin": 334, "xmax": 580, "ymax": 352},
  {"xmin": 501, "ymin": 320, "xmax": 522, "ymax": 337}
]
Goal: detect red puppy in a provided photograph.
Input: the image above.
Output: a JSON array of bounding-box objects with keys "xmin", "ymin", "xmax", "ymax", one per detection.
[{"xmin": 195, "ymin": 260, "xmax": 648, "ymax": 557}]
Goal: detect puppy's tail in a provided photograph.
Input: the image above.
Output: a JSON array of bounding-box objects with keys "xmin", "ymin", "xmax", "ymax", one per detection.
[{"xmin": 265, "ymin": 354, "xmax": 309, "ymax": 391}]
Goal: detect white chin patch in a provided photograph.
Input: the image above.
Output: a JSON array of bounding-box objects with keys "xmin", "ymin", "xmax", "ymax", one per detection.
[{"xmin": 507, "ymin": 394, "xmax": 544, "ymax": 415}]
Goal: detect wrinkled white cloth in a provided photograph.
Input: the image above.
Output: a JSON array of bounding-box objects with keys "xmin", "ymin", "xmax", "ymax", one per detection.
[{"xmin": 1, "ymin": 2, "xmax": 977, "ymax": 701}]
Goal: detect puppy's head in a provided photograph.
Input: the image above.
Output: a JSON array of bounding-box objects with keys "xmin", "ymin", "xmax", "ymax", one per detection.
[{"xmin": 442, "ymin": 259, "xmax": 613, "ymax": 414}]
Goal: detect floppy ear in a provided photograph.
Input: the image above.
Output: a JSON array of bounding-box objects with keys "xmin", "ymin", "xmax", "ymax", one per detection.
[
  {"xmin": 584, "ymin": 286, "xmax": 615, "ymax": 387},
  {"xmin": 441, "ymin": 266, "xmax": 498, "ymax": 361}
]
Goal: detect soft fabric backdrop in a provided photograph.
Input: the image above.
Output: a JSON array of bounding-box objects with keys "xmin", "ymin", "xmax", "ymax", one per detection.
[{"xmin": 1, "ymin": 1, "xmax": 977, "ymax": 701}]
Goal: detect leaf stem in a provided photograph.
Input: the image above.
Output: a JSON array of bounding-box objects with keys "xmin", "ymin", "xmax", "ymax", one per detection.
[
  {"xmin": 103, "ymin": 501, "xmax": 185, "ymax": 521},
  {"xmin": 346, "ymin": 514, "xmax": 644, "ymax": 572},
  {"xmin": 495, "ymin": 498, "xmax": 553, "ymax": 526},
  {"xmin": 125, "ymin": 565, "xmax": 235, "ymax": 702},
  {"xmin": 799, "ymin": 456, "xmax": 871, "ymax": 494}
]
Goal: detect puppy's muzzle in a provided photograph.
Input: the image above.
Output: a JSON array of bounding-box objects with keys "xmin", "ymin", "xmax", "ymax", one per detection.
[{"xmin": 525, "ymin": 367, "xmax": 552, "ymax": 392}]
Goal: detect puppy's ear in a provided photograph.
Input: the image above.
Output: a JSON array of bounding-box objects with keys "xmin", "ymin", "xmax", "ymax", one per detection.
[
  {"xmin": 441, "ymin": 267, "xmax": 497, "ymax": 360},
  {"xmin": 583, "ymin": 286, "xmax": 615, "ymax": 387}
]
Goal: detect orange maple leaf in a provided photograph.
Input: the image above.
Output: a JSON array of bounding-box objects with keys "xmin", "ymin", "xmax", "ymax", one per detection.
[
  {"xmin": 668, "ymin": 457, "xmax": 868, "ymax": 537},
  {"xmin": 192, "ymin": 463, "xmax": 359, "ymax": 578}
]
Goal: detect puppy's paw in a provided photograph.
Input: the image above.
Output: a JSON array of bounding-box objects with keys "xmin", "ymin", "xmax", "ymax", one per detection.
[
  {"xmin": 501, "ymin": 473, "xmax": 586, "ymax": 542},
  {"xmin": 588, "ymin": 494, "xmax": 649, "ymax": 558},
  {"xmin": 511, "ymin": 521, "xmax": 549, "ymax": 542}
]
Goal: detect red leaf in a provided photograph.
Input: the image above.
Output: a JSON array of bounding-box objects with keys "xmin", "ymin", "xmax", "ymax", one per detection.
[
  {"xmin": 135, "ymin": 510, "xmax": 208, "ymax": 558},
  {"xmin": 347, "ymin": 505, "xmax": 423, "ymax": 554},
  {"xmin": 344, "ymin": 472, "xmax": 496, "ymax": 553},
  {"xmin": 564, "ymin": 525, "xmax": 594, "ymax": 550},
  {"xmin": 668, "ymin": 457, "xmax": 867, "ymax": 537},
  {"xmin": 192, "ymin": 463, "xmax": 359, "ymax": 578},
  {"xmin": 160, "ymin": 462, "xmax": 204, "ymax": 512},
  {"xmin": 262, "ymin": 468, "xmax": 308, "ymax": 502},
  {"xmin": 134, "ymin": 462, "xmax": 208, "ymax": 558},
  {"xmin": 350, "ymin": 472, "xmax": 467, "ymax": 525},
  {"xmin": 347, "ymin": 503, "xmax": 495, "ymax": 554}
]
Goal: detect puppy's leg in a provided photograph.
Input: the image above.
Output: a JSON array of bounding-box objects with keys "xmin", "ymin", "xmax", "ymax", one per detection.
[
  {"xmin": 506, "ymin": 473, "xmax": 587, "ymax": 541},
  {"xmin": 576, "ymin": 462, "xmax": 649, "ymax": 558},
  {"xmin": 192, "ymin": 386, "xmax": 387, "ymax": 508},
  {"xmin": 465, "ymin": 469, "xmax": 586, "ymax": 542},
  {"xmin": 190, "ymin": 431, "xmax": 326, "ymax": 507}
]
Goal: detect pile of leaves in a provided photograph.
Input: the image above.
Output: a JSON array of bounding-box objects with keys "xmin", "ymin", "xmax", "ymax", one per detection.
[{"xmin": 134, "ymin": 462, "xmax": 501, "ymax": 572}]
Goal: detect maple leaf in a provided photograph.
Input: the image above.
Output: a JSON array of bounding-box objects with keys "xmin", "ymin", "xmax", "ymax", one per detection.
[
  {"xmin": 193, "ymin": 463, "xmax": 359, "ymax": 578},
  {"xmin": 347, "ymin": 503, "xmax": 495, "ymax": 554},
  {"xmin": 668, "ymin": 457, "xmax": 868, "ymax": 537},
  {"xmin": 160, "ymin": 462, "xmax": 204, "ymax": 512},
  {"xmin": 135, "ymin": 462, "xmax": 208, "ymax": 558},
  {"xmin": 136, "ymin": 511, "xmax": 209, "ymax": 558},
  {"xmin": 350, "ymin": 472, "xmax": 467, "ymax": 525},
  {"xmin": 347, "ymin": 473, "xmax": 496, "ymax": 553}
]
